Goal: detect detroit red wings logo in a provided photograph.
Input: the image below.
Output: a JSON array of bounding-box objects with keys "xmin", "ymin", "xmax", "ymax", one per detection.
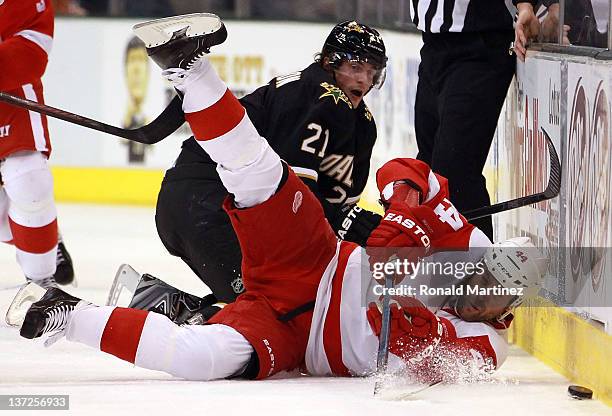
[{"xmin": 292, "ymin": 191, "xmax": 303, "ymax": 214}]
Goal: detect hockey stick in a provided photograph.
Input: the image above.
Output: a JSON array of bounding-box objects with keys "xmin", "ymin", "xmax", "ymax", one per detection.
[
  {"xmin": 464, "ymin": 127, "xmax": 562, "ymax": 220},
  {"xmin": 0, "ymin": 90, "xmax": 561, "ymax": 217},
  {"xmin": 373, "ymin": 127, "xmax": 561, "ymax": 396},
  {"xmin": 373, "ymin": 272, "xmax": 394, "ymax": 396},
  {"xmin": 0, "ymin": 92, "xmax": 185, "ymax": 144}
]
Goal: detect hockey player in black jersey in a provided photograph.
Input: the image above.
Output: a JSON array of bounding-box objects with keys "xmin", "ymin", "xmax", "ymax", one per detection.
[{"xmin": 121, "ymin": 18, "xmax": 388, "ymax": 322}]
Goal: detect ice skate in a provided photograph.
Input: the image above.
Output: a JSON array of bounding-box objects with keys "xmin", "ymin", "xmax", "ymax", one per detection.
[
  {"xmin": 52, "ymin": 235, "xmax": 75, "ymax": 286},
  {"xmin": 133, "ymin": 13, "xmax": 227, "ymax": 71},
  {"xmin": 106, "ymin": 264, "xmax": 216, "ymax": 325},
  {"xmin": 106, "ymin": 264, "xmax": 142, "ymax": 307},
  {"xmin": 127, "ymin": 272, "xmax": 217, "ymax": 325},
  {"xmin": 7, "ymin": 284, "xmax": 92, "ymax": 341}
]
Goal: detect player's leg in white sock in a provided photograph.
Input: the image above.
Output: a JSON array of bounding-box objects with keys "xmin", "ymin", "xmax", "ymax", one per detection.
[
  {"xmin": 1, "ymin": 151, "xmax": 57, "ymax": 284},
  {"xmin": 66, "ymin": 306, "xmax": 253, "ymax": 380}
]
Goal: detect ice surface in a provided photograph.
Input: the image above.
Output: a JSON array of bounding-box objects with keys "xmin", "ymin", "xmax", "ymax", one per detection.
[{"xmin": 1, "ymin": 204, "xmax": 610, "ymax": 416}]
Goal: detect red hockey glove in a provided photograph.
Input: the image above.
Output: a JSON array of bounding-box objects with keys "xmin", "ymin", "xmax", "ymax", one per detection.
[
  {"xmin": 379, "ymin": 180, "xmax": 422, "ymax": 209},
  {"xmin": 367, "ymin": 300, "xmax": 445, "ymax": 365},
  {"xmin": 366, "ymin": 202, "xmax": 441, "ymax": 249}
]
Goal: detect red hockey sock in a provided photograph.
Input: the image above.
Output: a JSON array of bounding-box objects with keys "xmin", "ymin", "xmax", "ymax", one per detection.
[
  {"xmin": 9, "ymin": 217, "xmax": 57, "ymax": 254},
  {"xmin": 100, "ymin": 308, "xmax": 149, "ymax": 364},
  {"xmin": 185, "ymin": 88, "xmax": 245, "ymax": 141}
]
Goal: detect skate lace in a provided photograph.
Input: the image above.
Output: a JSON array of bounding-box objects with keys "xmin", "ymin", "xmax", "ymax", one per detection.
[
  {"xmin": 56, "ymin": 245, "xmax": 66, "ymax": 265},
  {"xmin": 42, "ymin": 304, "xmax": 72, "ymax": 335},
  {"xmin": 186, "ymin": 50, "xmax": 208, "ymax": 71}
]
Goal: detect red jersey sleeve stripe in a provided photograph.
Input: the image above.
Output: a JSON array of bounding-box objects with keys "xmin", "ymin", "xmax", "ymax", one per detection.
[{"xmin": 16, "ymin": 30, "xmax": 53, "ymax": 55}]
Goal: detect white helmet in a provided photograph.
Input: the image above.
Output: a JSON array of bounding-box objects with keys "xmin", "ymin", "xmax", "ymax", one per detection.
[{"xmin": 483, "ymin": 237, "xmax": 548, "ymax": 310}]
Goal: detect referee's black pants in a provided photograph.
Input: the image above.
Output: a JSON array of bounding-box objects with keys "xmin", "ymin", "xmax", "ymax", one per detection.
[{"xmin": 415, "ymin": 31, "xmax": 515, "ymax": 240}]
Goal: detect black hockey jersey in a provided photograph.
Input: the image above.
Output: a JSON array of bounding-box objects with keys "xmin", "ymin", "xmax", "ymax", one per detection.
[{"xmin": 180, "ymin": 62, "xmax": 378, "ymax": 229}]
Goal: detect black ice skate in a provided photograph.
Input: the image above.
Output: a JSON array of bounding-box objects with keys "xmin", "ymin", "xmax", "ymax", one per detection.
[
  {"xmin": 19, "ymin": 286, "xmax": 90, "ymax": 340},
  {"xmin": 133, "ymin": 13, "xmax": 227, "ymax": 71},
  {"xmin": 128, "ymin": 273, "xmax": 217, "ymax": 325},
  {"xmin": 52, "ymin": 235, "xmax": 75, "ymax": 286}
]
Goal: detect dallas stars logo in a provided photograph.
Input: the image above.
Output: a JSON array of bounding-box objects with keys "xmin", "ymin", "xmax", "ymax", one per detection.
[
  {"xmin": 319, "ymin": 82, "xmax": 352, "ymax": 108},
  {"xmin": 346, "ymin": 21, "xmax": 364, "ymax": 33}
]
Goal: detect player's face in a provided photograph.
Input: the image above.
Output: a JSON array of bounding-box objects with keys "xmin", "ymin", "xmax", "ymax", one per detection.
[
  {"xmin": 454, "ymin": 269, "xmax": 516, "ymax": 322},
  {"xmin": 333, "ymin": 60, "xmax": 378, "ymax": 107}
]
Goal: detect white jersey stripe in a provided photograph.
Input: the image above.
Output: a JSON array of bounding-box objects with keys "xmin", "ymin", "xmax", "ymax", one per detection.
[
  {"xmin": 413, "ymin": 0, "xmax": 516, "ymax": 33},
  {"xmin": 305, "ymin": 243, "xmax": 341, "ymax": 376},
  {"xmin": 21, "ymin": 84, "xmax": 48, "ymax": 153},
  {"xmin": 448, "ymin": 0, "xmax": 470, "ymax": 32},
  {"xmin": 16, "ymin": 30, "xmax": 53, "ymax": 55},
  {"xmin": 424, "ymin": 170, "xmax": 441, "ymax": 203},
  {"xmin": 338, "ymin": 248, "xmax": 380, "ymax": 375},
  {"xmin": 291, "ymin": 166, "xmax": 318, "ymax": 182},
  {"xmin": 429, "ymin": 0, "xmax": 446, "ymax": 33},
  {"xmin": 417, "ymin": 0, "xmax": 430, "ymax": 32}
]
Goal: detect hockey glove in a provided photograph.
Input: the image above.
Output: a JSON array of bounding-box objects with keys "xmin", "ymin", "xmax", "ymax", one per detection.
[
  {"xmin": 366, "ymin": 203, "xmax": 437, "ymax": 249},
  {"xmin": 379, "ymin": 179, "xmax": 422, "ymax": 210},
  {"xmin": 367, "ymin": 300, "xmax": 445, "ymax": 365},
  {"xmin": 335, "ymin": 204, "xmax": 382, "ymax": 246}
]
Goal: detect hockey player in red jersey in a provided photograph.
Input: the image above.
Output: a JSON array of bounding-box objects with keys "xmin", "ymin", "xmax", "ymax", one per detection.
[
  {"xmin": 0, "ymin": 0, "xmax": 74, "ymax": 287},
  {"xmin": 13, "ymin": 14, "xmax": 546, "ymax": 383}
]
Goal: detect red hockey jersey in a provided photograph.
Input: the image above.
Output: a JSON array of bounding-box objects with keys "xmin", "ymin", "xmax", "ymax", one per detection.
[
  {"xmin": 0, "ymin": 0, "xmax": 54, "ymax": 158},
  {"xmin": 305, "ymin": 159, "xmax": 508, "ymax": 379}
]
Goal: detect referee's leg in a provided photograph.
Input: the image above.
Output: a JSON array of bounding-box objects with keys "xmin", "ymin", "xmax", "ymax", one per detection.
[{"xmin": 431, "ymin": 55, "xmax": 514, "ymax": 239}]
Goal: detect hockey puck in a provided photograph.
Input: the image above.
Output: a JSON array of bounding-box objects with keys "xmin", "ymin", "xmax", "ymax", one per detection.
[{"xmin": 568, "ymin": 385, "xmax": 593, "ymax": 400}]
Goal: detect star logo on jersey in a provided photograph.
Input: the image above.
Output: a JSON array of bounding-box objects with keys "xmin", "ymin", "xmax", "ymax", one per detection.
[
  {"xmin": 319, "ymin": 82, "xmax": 352, "ymax": 108},
  {"xmin": 346, "ymin": 21, "xmax": 364, "ymax": 33}
]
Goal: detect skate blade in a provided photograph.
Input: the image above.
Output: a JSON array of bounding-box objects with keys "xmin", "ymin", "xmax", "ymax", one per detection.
[
  {"xmin": 106, "ymin": 264, "xmax": 141, "ymax": 307},
  {"xmin": 133, "ymin": 13, "xmax": 223, "ymax": 48},
  {"xmin": 5, "ymin": 283, "xmax": 47, "ymax": 327}
]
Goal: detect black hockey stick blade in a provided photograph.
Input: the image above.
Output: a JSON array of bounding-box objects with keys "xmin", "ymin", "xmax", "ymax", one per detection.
[
  {"xmin": 464, "ymin": 127, "xmax": 562, "ymax": 221},
  {"xmin": 0, "ymin": 92, "xmax": 185, "ymax": 144},
  {"xmin": 373, "ymin": 273, "xmax": 394, "ymax": 396}
]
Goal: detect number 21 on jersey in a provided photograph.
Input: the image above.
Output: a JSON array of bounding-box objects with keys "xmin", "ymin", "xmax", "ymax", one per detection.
[{"xmin": 301, "ymin": 123, "xmax": 329, "ymax": 157}]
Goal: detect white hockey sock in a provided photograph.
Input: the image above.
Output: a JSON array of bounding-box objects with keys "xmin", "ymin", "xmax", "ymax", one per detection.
[
  {"xmin": 173, "ymin": 58, "xmax": 282, "ymax": 208},
  {"xmin": 65, "ymin": 305, "xmax": 115, "ymax": 348},
  {"xmin": 67, "ymin": 306, "xmax": 252, "ymax": 381}
]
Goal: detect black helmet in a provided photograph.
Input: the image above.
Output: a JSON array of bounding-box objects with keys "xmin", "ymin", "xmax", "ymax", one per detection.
[{"xmin": 322, "ymin": 21, "xmax": 388, "ymax": 88}]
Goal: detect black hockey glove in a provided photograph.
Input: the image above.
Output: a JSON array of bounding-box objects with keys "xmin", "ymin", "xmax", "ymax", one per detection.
[{"xmin": 334, "ymin": 204, "xmax": 382, "ymax": 246}]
